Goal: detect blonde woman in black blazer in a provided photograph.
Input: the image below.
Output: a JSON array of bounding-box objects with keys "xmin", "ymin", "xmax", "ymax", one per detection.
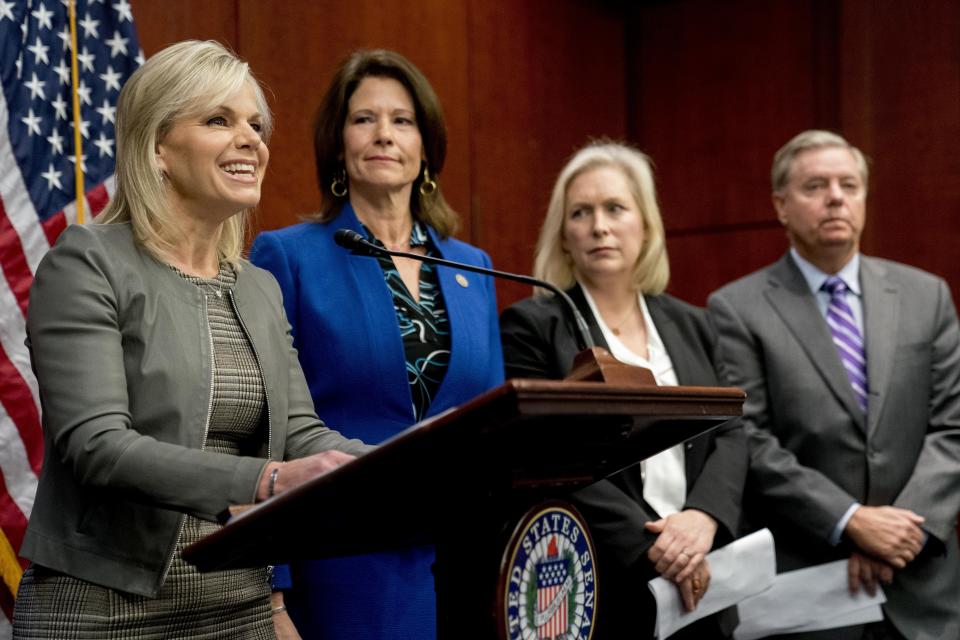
[{"xmin": 501, "ymin": 141, "xmax": 746, "ymax": 639}]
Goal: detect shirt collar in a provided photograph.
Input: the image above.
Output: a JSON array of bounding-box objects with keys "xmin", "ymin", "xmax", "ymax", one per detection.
[
  {"xmin": 577, "ymin": 283, "xmax": 667, "ymax": 360},
  {"xmin": 790, "ymin": 248, "xmax": 862, "ymax": 297}
]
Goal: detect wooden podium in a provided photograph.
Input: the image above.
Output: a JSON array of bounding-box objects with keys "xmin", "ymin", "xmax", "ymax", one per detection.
[{"xmin": 183, "ymin": 377, "xmax": 743, "ymax": 638}]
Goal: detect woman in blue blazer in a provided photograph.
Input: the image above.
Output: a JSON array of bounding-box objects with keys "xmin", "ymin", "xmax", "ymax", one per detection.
[{"xmin": 251, "ymin": 50, "xmax": 503, "ymax": 639}]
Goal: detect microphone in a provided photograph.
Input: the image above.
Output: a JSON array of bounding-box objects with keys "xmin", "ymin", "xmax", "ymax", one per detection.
[{"xmin": 333, "ymin": 228, "xmax": 596, "ymax": 351}]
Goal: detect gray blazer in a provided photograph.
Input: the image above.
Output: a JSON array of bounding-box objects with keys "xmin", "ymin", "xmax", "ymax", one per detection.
[
  {"xmin": 23, "ymin": 223, "xmax": 368, "ymax": 597},
  {"xmin": 708, "ymin": 253, "xmax": 960, "ymax": 640}
]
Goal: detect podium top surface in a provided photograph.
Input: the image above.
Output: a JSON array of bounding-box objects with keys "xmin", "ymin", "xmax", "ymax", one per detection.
[{"xmin": 183, "ymin": 378, "xmax": 744, "ymax": 571}]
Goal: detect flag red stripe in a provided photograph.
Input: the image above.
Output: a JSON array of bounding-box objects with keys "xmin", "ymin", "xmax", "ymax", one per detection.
[
  {"xmin": 0, "ymin": 200, "xmax": 34, "ymax": 317},
  {"xmin": 0, "ymin": 473, "xmax": 28, "ymax": 558},
  {"xmin": 88, "ymin": 183, "xmax": 109, "ymax": 216},
  {"xmin": 0, "ymin": 345, "xmax": 42, "ymax": 474},
  {"xmin": 0, "ymin": 577, "xmax": 14, "ymax": 628},
  {"xmin": 41, "ymin": 212, "xmax": 66, "ymax": 249}
]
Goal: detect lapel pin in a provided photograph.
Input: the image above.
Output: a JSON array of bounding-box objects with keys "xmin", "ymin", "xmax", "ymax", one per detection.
[{"xmin": 455, "ymin": 273, "xmax": 469, "ymax": 288}]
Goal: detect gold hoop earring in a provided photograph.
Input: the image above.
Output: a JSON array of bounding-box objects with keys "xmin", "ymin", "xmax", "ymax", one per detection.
[
  {"xmin": 419, "ymin": 165, "xmax": 437, "ymax": 197},
  {"xmin": 331, "ymin": 168, "xmax": 348, "ymax": 198}
]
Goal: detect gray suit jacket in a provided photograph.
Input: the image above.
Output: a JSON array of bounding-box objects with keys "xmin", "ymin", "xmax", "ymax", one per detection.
[{"xmin": 708, "ymin": 253, "xmax": 960, "ymax": 640}]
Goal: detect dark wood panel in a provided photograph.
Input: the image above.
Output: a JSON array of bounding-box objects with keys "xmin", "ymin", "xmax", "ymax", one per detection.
[
  {"xmin": 468, "ymin": 0, "xmax": 629, "ymax": 308},
  {"xmin": 841, "ymin": 0, "xmax": 960, "ymax": 299},
  {"xmin": 131, "ymin": 0, "xmax": 237, "ymax": 56},
  {"xmin": 665, "ymin": 224, "xmax": 787, "ymax": 306},
  {"xmin": 237, "ymin": 0, "xmax": 473, "ymax": 237},
  {"xmin": 627, "ymin": 0, "xmax": 822, "ymax": 232}
]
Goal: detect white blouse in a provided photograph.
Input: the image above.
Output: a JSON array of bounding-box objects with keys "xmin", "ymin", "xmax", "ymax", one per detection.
[{"xmin": 580, "ymin": 286, "xmax": 686, "ymax": 517}]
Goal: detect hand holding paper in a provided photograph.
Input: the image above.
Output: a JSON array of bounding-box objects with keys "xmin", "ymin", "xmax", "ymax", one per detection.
[{"xmin": 648, "ymin": 529, "xmax": 776, "ymax": 639}]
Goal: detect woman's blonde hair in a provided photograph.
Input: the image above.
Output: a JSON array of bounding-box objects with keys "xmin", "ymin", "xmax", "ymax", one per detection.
[
  {"xmin": 96, "ymin": 40, "xmax": 273, "ymax": 265},
  {"xmin": 533, "ymin": 140, "xmax": 670, "ymax": 295}
]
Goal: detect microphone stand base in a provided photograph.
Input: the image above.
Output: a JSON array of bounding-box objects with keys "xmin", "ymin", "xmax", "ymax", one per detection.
[{"xmin": 565, "ymin": 347, "xmax": 657, "ymax": 386}]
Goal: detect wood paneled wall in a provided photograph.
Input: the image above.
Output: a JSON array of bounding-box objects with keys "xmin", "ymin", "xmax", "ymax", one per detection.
[
  {"xmin": 131, "ymin": 0, "xmax": 959, "ymax": 308},
  {"xmin": 629, "ymin": 0, "xmax": 959, "ymax": 305},
  {"xmin": 131, "ymin": 0, "xmax": 627, "ymax": 306}
]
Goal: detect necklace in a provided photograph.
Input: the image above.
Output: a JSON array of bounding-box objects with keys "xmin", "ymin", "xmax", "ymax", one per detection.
[
  {"xmin": 201, "ymin": 278, "xmax": 223, "ymax": 298},
  {"xmin": 609, "ymin": 300, "xmax": 639, "ymax": 336}
]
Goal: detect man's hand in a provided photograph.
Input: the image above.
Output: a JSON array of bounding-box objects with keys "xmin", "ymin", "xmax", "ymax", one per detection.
[
  {"xmin": 847, "ymin": 551, "xmax": 894, "ymax": 597},
  {"xmin": 677, "ymin": 558, "xmax": 711, "ymax": 612},
  {"xmin": 844, "ymin": 505, "xmax": 924, "ymax": 568},
  {"xmin": 645, "ymin": 509, "xmax": 718, "ymax": 582}
]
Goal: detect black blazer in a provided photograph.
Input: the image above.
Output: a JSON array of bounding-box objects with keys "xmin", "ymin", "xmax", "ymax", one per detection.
[{"xmin": 501, "ymin": 285, "xmax": 746, "ymax": 638}]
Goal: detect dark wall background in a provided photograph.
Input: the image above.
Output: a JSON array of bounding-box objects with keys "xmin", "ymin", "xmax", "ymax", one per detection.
[{"xmin": 131, "ymin": 0, "xmax": 960, "ymax": 308}]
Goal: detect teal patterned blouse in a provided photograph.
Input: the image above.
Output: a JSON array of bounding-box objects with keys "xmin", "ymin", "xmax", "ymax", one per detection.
[{"xmin": 361, "ymin": 220, "xmax": 451, "ymax": 421}]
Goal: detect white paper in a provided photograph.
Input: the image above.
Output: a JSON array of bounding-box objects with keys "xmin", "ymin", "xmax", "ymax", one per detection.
[
  {"xmin": 649, "ymin": 529, "xmax": 777, "ymax": 639},
  {"xmin": 733, "ymin": 559, "xmax": 886, "ymax": 640}
]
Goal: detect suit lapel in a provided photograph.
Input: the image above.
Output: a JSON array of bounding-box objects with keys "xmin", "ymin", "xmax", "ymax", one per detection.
[
  {"xmin": 860, "ymin": 257, "xmax": 898, "ymax": 433},
  {"xmin": 569, "ymin": 284, "xmax": 610, "ymax": 350},
  {"xmin": 646, "ymin": 295, "xmax": 712, "ymax": 483},
  {"xmin": 646, "ymin": 296, "xmax": 699, "ymax": 386},
  {"xmin": 765, "ymin": 254, "xmax": 866, "ymax": 430}
]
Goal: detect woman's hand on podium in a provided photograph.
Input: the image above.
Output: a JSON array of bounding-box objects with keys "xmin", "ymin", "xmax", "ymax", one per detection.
[{"xmin": 256, "ymin": 451, "xmax": 357, "ymax": 502}]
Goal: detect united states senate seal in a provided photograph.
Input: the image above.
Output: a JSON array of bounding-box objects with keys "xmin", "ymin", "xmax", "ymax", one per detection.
[{"xmin": 498, "ymin": 502, "xmax": 597, "ymax": 640}]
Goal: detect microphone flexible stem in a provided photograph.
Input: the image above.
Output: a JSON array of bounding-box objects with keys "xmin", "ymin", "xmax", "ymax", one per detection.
[{"xmin": 339, "ymin": 231, "xmax": 595, "ymax": 351}]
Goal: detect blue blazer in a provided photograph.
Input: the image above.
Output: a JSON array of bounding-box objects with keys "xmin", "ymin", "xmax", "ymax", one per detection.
[{"xmin": 250, "ymin": 203, "xmax": 504, "ymax": 639}]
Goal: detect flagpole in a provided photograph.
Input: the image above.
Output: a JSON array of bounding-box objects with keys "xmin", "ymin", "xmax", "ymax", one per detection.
[{"xmin": 67, "ymin": 0, "xmax": 86, "ymax": 224}]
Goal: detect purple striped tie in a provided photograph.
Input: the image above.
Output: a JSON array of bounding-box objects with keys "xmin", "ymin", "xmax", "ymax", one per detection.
[{"xmin": 822, "ymin": 277, "xmax": 868, "ymax": 412}]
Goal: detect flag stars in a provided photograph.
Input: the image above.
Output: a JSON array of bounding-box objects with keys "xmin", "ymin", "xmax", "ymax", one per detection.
[
  {"xmin": 25, "ymin": 72, "xmax": 45, "ymax": 100},
  {"xmin": 93, "ymin": 132, "xmax": 114, "ymax": 158},
  {"xmin": 58, "ymin": 25, "xmax": 71, "ymax": 50},
  {"xmin": 54, "ymin": 59, "xmax": 70, "ymax": 85},
  {"xmin": 31, "ymin": 3, "xmax": 54, "ymax": 30},
  {"xmin": 28, "ymin": 36, "xmax": 51, "ymax": 65},
  {"xmin": 77, "ymin": 46, "xmax": 95, "ymax": 73},
  {"xmin": 70, "ymin": 117, "xmax": 91, "ymax": 139},
  {"xmin": 79, "ymin": 12, "xmax": 99, "ymax": 39},
  {"xmin": 100, "ymin": 65, "xmax": 122, "ymax": 92},
  {"xmin": 51, "ymin": 94, "xmax": 68, "ymax": 120},
  {"xmin": 0, "ymin": 0, "xmax": 16, "ymax": 23},
  {"xmin": 95, "ymin": 99, "xmax": 116, "ymax": 125},
  {"xmin": 68, "ymin": 152, "xmax": 88, "ymax": 173},
  {"xmin": 77, "ymin": 80, "xmax": 92, "ymax": 106},
  {"xmin": 41, "ymin": 164, "xmax": 63, "ymax": 191},
  {"xmin": 114, "ymin": 0, "xmax": 133, "ymax": 22},
  {"xmin": 21, "ymin": 109, "xmax": 43, "ymax": 136},
  {"xmin": 47, "ymin": 128, "xmax": 65, "ymax": 155},
  {"xmin": 104, "ymin": 31, "xmax": 129, "ymax": 57}
]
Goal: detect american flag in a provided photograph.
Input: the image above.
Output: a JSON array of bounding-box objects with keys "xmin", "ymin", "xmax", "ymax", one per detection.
[
  {"xmin": 0, "ymin": 0, "xmax": 140, "ymax": 632},
  {"xmin": 536, "ymin": 536, "xmax": 570, "ymax": 640}
]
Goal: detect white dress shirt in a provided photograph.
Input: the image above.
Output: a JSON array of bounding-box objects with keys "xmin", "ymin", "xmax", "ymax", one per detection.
[{"xmin": 580, "ymin": 285, "xmax": 686, "ymax": 517}]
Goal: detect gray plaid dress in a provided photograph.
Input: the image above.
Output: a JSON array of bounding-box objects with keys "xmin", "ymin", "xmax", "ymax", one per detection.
[{"xmin": 14, "ymin": 265, "xmax": 274, "ymax": 639}]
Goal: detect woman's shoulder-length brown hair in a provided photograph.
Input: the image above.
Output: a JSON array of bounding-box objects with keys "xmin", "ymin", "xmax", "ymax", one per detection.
[{"xmin": 309, "ymin": 49, "xmax": 459, "ymax": 237}]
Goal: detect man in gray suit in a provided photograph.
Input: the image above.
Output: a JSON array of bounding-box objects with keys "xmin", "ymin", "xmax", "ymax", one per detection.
[{"xmin": 708, "ymin": 130, "xmax": 960, "ymax": 640}]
